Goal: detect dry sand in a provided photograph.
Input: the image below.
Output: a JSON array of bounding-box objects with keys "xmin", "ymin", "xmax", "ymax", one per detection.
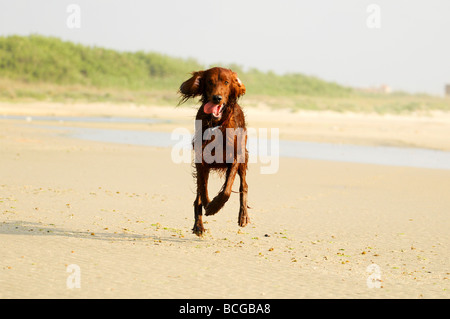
[{"xmin": 0, "ymin": 102, "xmax": 449, "ymax": 298}]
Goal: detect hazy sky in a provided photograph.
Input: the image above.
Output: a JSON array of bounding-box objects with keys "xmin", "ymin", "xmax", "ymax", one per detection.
[{"xmin": 1, "ymin": 0, "xmax": 449, "ymax": 95}]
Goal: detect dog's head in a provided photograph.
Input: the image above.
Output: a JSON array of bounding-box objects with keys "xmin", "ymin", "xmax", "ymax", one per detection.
[{"xmin": 178, "ymin": 67, "xmax": 246, "ymax": 121}]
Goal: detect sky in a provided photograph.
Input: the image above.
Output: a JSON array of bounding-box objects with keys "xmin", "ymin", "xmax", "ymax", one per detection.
[{"xmin": 0, "ymin": 0, "xmax": 449, "ymax": 95}]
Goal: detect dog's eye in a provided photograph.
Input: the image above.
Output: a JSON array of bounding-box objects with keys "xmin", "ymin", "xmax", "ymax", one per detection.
[{"xmin": 224, "ymin": 81, "xmax": 229, "ymax": 85}]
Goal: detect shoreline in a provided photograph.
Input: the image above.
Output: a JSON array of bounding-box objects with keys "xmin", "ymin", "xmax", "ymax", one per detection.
[{"xmin": 2, "ymin": 101, "xmax": 450, "ymax": 151}]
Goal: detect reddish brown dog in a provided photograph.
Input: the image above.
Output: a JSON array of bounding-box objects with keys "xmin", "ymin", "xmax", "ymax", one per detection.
[{"xmin": 179, "ymin": 67, "xmax": 249, "ymax": 236}]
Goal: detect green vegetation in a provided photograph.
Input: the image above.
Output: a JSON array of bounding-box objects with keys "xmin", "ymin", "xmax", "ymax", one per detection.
[
  {"xmin": 1, "ymin": 34, "xmax": 449, "ymax": 113},
  {"xmin": 0, "ymin": 34, "xmax": 202, "ymax": 90},
  {"xmin": 0, "ymin": 35, "xmax": 349, "ymax": 96}
]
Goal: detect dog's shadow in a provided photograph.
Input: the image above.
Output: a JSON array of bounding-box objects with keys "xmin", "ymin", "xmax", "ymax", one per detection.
[{"xmin": 0, "ymin": 220, "xmax": 199, "ymax": 243}]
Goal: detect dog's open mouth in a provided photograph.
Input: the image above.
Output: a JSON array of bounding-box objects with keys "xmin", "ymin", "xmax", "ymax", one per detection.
[{"xmin": 204, "ymin": 102, "xmax": 224, "ymax": 119}]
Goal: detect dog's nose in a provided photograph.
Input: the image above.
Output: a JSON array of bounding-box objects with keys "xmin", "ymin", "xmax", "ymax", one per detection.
[{"xmin": 212, "ymin": 95, "xmax": 222, "ymax": 104}]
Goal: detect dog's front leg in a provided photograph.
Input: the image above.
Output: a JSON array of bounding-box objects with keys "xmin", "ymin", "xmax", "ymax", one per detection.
[
  {"xmin": 192, "ymin": 193, "xmax": 204, "ymax": 236},
  {"xmin": 205, "ymin": 162, "xmax": 238, "ymax": 216},
  {"xmin": 192, "ymin": 164, "xmax": 210, "ymax": 236},
  {"xmin": 238, "ymin": 164, "xmax": 250, "ymax": 227}
]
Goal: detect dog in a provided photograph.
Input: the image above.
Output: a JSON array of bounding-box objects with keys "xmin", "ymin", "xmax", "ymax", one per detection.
[{"xmin": 178, "ymin": 67, "xmax": 249, "ymax": 236}]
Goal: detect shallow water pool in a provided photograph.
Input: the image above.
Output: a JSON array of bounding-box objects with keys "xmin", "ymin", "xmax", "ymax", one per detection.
[{"xmin": 53, "ymin": 125, "xmax": 450, "ymax": 170}]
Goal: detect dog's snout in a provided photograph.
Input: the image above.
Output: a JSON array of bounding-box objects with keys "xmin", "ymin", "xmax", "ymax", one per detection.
[{"xmin": 212, "ymin": 95, "xmax": 222, "ymax": 104}]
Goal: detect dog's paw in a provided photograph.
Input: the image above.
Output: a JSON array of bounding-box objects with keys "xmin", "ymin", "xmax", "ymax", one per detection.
[
  {"xmin": 205, "ymin": 199, "xmax": 219, "ymax": 216},
  {"xmin": 192, "ymin": 224, "xmax": 205, "ymax": 237},
  {"xmin": 205, "ymin": 193, "xmax": 229, "ymax": 216},
  {"xmin": 238, "ymin": 212, "xmax": 250, "ymax": 227}
]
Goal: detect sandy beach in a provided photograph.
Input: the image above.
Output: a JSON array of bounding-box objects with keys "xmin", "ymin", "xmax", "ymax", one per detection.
[{"xmin": 1, "ymin": 102, "xmax": 449, "ymax": 298}]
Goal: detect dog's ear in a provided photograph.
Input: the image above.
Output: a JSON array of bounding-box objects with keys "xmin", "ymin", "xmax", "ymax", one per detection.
[
  {"xmin": 231, "ymin": 72, "xmax": 246, "ymax": 99},
  {"xmin": 178, "ymin": 71, "xmax": 204, "ymax": 105}
]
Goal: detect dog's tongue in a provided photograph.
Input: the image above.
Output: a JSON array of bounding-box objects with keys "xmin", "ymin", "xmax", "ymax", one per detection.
[{"xmin": 204, "ymin": 102, "xmax": 222, "ymax": 116}]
